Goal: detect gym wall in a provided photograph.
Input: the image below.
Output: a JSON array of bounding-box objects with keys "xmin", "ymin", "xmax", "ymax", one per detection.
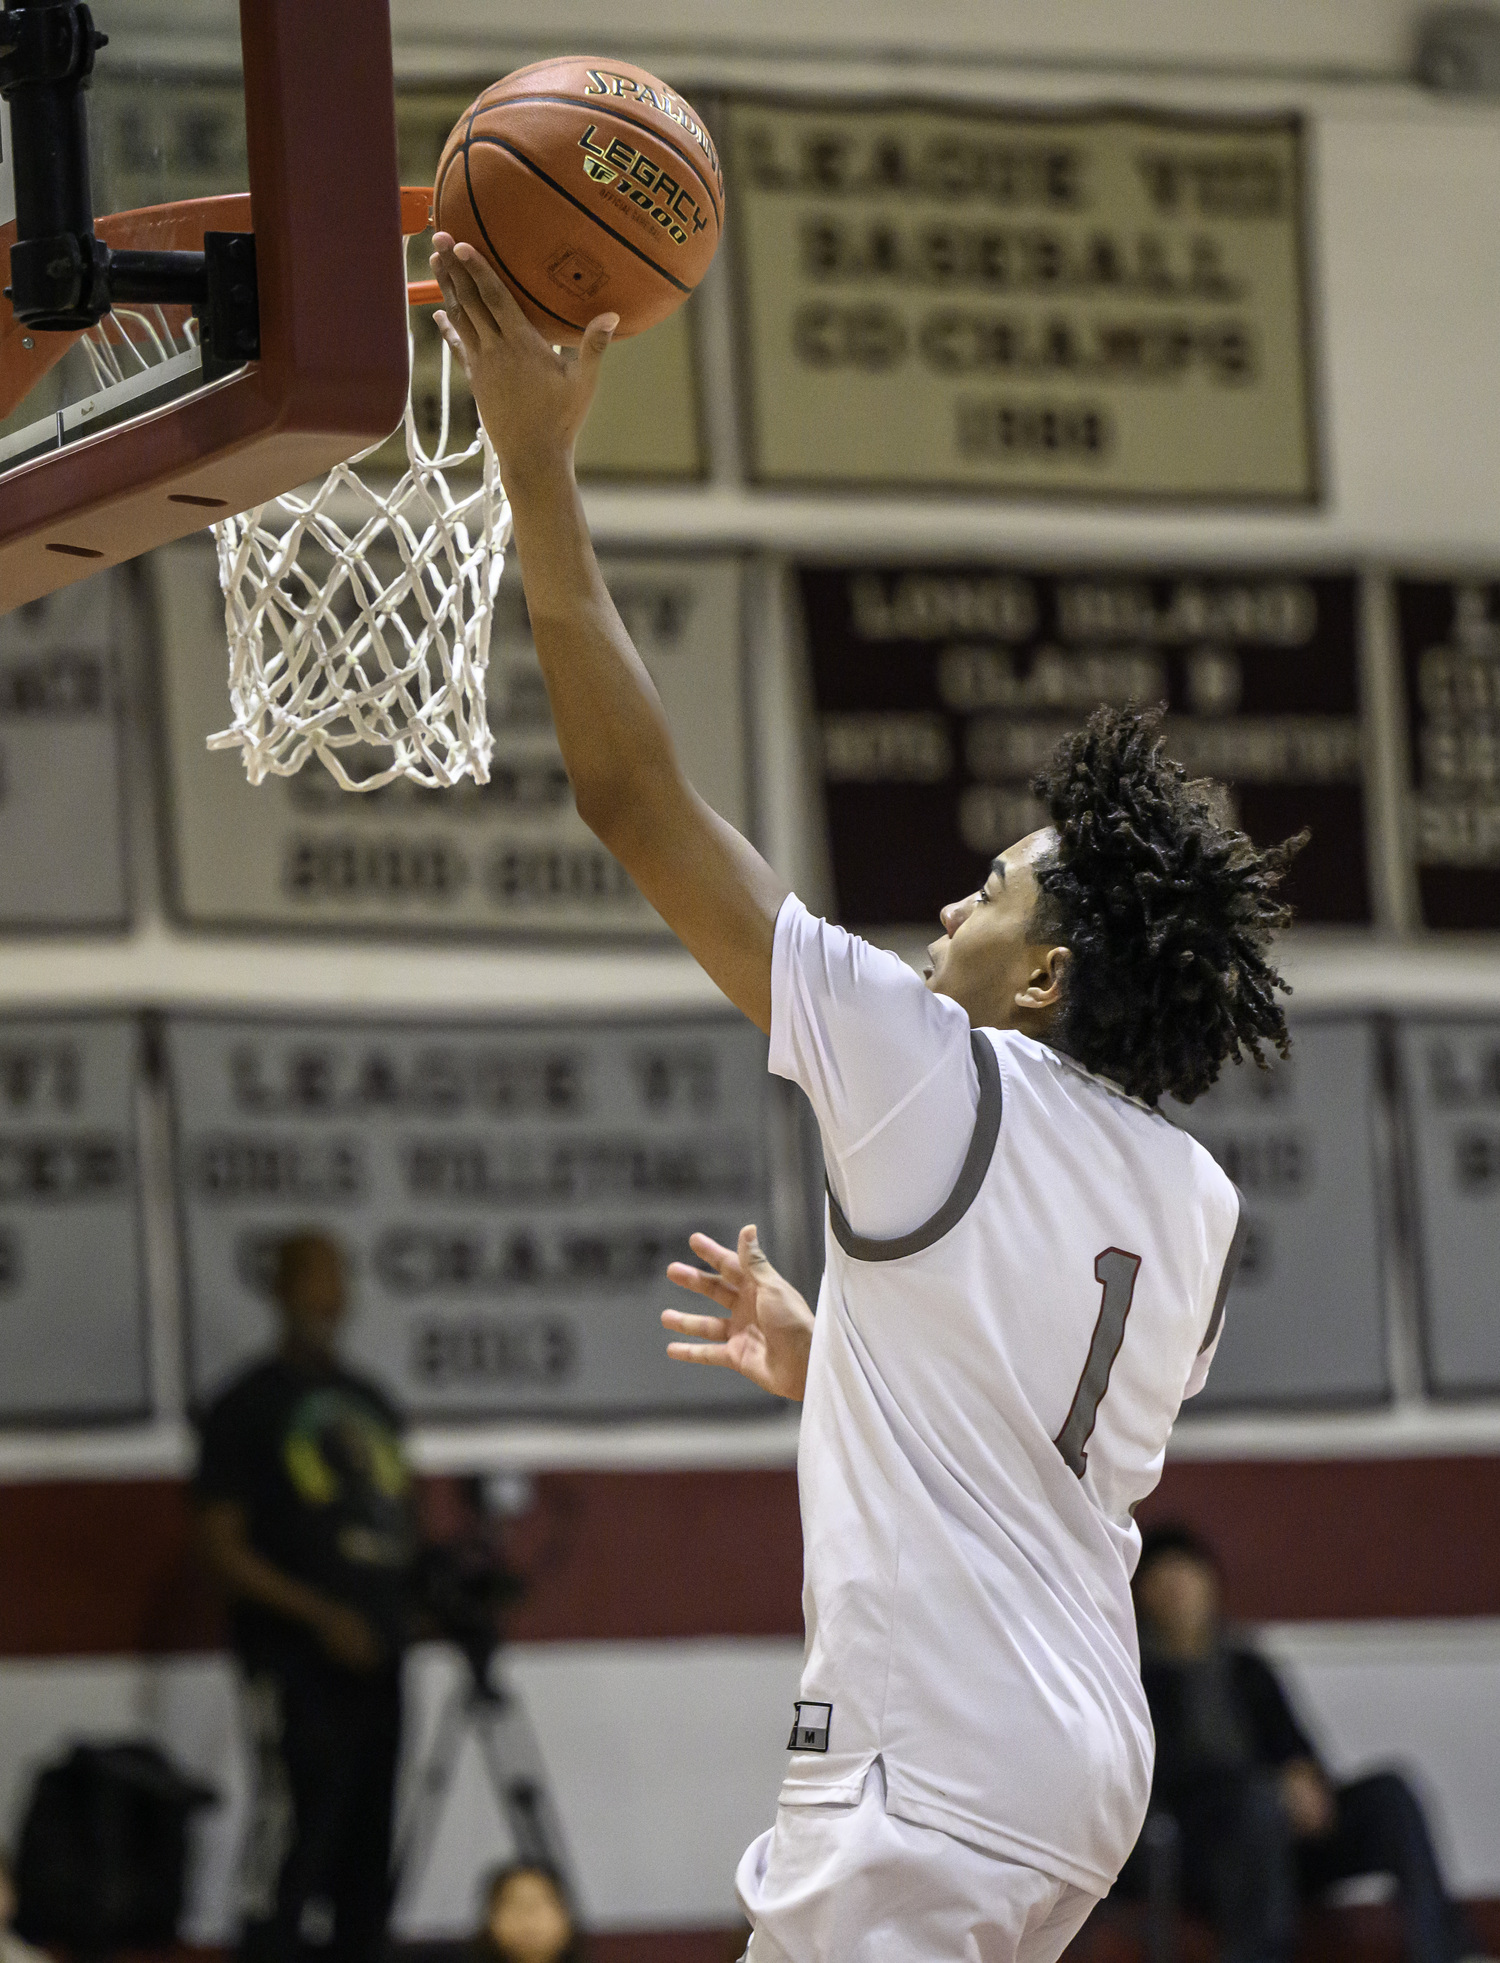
[{"xmin": 1, "ymin": 0, "xmax": 1499, "ymax": 1943}]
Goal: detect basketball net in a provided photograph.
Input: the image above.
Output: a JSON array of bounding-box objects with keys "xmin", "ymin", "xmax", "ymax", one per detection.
[
  {"xmin": 209, "ymin": 328, "xmax": 509, "ymax": 792},
  {"xmin": 68, "ymin": 191, "xmax": 506, "ymax": 793}
]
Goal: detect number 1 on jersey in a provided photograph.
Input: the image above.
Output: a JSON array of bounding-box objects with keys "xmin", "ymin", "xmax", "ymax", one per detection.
[{"xmin": 1054, "ymin": 1247, "xmax": 1142, "ymax": 1477}]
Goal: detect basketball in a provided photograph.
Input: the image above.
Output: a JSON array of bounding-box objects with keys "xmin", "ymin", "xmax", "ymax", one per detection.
[{"xmin": 433, "ymin": 57, "xmax": 724, "ymax": 346}]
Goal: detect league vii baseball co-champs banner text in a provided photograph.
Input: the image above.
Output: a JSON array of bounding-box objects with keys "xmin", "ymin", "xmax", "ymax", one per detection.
[{"xmin": 725, "ymin": 99, "xmax": 1315, "ymax": 500}]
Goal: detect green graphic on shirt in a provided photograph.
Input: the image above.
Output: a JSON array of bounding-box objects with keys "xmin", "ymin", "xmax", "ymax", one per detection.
[{"xmin": 282, "ymin": 1388, "xmax": 409, "ymax": 1512}]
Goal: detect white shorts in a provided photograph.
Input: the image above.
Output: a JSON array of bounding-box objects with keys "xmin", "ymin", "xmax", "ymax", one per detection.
[{"xmin": 735, "ymin": 1762, "xmax": 1101, "ymax": 1963}]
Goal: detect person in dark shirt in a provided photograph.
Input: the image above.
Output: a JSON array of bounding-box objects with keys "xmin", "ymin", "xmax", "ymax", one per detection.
[
  {"xmin": 196, "ymin": 1230, "xmax": 418, "ymax": 1963},
  {"xmin": 1130, "ymin": 1524, "xmax": 1487, "ymax": 1963}
]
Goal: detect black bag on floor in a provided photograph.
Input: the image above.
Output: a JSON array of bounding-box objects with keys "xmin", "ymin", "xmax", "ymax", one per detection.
[{"xmin": 14, "ymin": 1740, "xmax": 217, "ymax": 1955}]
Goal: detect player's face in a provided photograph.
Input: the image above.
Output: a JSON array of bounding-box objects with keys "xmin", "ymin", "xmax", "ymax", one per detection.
[{"xmin": 924, "ymin": 828, "xmax": 1069, "ymax": 1032}]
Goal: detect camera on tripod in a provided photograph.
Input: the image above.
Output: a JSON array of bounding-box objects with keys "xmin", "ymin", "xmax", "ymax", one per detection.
[
  {"xmin": 396, "ymin": 1502, "xmax": 573, "ymax": 1904},
  {"xmin": 412, "ymin": 1537, "xmax": 525, "ymax": 1698}
]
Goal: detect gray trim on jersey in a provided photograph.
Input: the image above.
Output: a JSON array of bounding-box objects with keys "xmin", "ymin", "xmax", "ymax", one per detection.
[
  {"xmin": 1200, "ymin": 1185, "xmax": 1248, "ymax": 1354},
  {"xmin": 827, "ymin": 1030, "xmax": 1003, "ymax": 1262}
]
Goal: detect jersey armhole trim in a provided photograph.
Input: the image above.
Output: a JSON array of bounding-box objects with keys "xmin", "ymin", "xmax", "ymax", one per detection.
[
  {"xmin": 1200, "ymin": 1184, "xmax": 1247, "ymax": 1355},
  {"xmin": 826, "ymin": 1029, "xmax": 1002, "ymax": 1263}
]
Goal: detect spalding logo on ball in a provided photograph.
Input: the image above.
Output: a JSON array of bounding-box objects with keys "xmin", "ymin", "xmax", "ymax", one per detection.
[{"xmin": 435, "ymin": 58, "xmax": 724, "ymax": 345}]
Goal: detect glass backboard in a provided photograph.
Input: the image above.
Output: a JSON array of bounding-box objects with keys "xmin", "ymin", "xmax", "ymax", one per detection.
[
  {"xmin": 0, "ymin": 0, "xmax": 409, "ymax": 611},
  {"xmin": 1, "ymin": 8, "xmax": 711, "ymax": 622},
  {"xmin": 0, "ymin": 9, "xmax": 249, "ymax": 479}
]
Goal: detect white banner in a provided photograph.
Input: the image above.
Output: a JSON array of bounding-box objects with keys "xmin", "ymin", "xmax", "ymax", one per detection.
[
  {"xmin": 169, "ymin": 1012, "xmax": 779, "ymax": 1417},
  {"xmin": 153, "ymin": 543, "xmax": 748, "ymax": 934},
  {"xmin": 727, "ymin": 99, "xmax": 1314, "ymax": 499},
  {"xmin": 0, "ymin": 1015, "xmax": 148, "ymax": 1422},
  {"xmin": 0, "ymin": 577, "xmax": 130, "ymax": 927},
  {"xmin": 1169, "ymin": 1018, "xmax": 1388, "ymax": 1407},
  {"xmin": 1397, "ymin": 1019, "xmax": 1500, "ymax": 1394}
]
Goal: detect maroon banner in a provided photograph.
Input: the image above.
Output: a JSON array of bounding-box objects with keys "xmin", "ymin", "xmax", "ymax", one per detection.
[
  {"xmin": 1397, "ymin": 577, "xmax": 1500, "ymax": 929},
  {"xmin": 798, "ymin": 564, "xmax": 1370, "ymax": 928}
]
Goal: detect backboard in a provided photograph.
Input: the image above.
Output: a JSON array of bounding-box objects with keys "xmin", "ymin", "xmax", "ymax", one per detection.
[{"xmin": 0, "ymin": 0, "xmax": 410, "ymax": 612}]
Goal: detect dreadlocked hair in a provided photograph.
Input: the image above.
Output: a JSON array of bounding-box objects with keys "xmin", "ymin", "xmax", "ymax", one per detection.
[{"xmin": 1030, "ymin": 704, "xmax": 1306, "ymax": 1107}]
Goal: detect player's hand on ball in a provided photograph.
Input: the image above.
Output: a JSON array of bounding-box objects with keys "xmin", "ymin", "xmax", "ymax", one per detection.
[
  {"xmin": 664, "ymin": 1225, "xmax": 813, "ymax": 1402},
  {"xmin": 430, "ymin": 233, "xmax": 617, "ymax": 487}
]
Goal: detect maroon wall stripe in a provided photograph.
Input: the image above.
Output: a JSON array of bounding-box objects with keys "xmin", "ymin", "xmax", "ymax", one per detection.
[
  {"xmin": 1137, "ymin": 1456, "xmax": 1500, "ymax": 1622},
  {"xmin": 0, "ymin": 1471, "xmax": 806, "ymax": 1657},
  {"xmin": 0, "ymin": 1456, "xmax": 1497, "ymax": 1658},
  {"xmin": 82, "ymin": 1898, "xmax": 1500, "ymax": 1960}
]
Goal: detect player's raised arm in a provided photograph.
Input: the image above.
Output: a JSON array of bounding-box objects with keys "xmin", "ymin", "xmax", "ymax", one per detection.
[{"xmin": 431, "ymin": 237, "xmax": 788, "ymax": 1031}]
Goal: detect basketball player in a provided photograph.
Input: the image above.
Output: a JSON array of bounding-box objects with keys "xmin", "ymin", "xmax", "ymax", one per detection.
[{"xmin": 431, "ymin": 235, "xmax": 1303, "ymax": 1963}]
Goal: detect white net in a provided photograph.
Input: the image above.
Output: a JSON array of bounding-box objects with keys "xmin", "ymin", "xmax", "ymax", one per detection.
[
  {"xmin": 81, "ymin": 301, "xmax": 199, "ymax": 387},
  {"xmin": 209, "ymin": 333, "xmax": 509, "ymax": 792}
]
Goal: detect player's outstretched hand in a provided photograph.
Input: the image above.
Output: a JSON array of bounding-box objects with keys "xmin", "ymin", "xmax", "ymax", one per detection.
[
  {"xmin": 429, "ymin": 232, "xmax": 616, "ymax": 490},
  {"xmin": 663, "ymin": 1225, "xmax": 813, "ymax": 1402}
]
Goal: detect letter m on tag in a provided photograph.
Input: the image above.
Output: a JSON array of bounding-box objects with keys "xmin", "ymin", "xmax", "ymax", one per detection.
[{"xmin": 787, "ymin": 1700, "xmax": 832, "ymax": 1752}]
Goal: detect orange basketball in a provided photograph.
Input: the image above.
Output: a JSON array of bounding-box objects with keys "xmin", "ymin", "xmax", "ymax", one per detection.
[{"xmin": 433, "ymin": 57, "xmax": 724, "ymax": 346}]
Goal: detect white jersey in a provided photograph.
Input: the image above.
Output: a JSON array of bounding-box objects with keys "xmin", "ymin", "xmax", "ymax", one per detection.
[{"xmin": 769, "ymin": 897, "xmax": 1242, "ymax": 1895}]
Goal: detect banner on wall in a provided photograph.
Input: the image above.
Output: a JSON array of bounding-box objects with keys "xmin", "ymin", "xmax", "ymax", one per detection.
[
  {"xmin": 1396, "ymin": 577, "xmax": 1500, "ymax": 930},
  {"xmin": 0, "ymin": 1016, "xmax": 149, "ymax": 1422},
  {"xmin": 798, "ymin": 564, "xmax": 1369, "ymax": 927},
  {"xmin": 726, "ymin": 99, "xmax": 1315, "ymax": 499},
  {"xmin": 1169, "ymin": 1017, "xmax": 1387, "ymax": 1408},
  {"xmin": 1396, "ymin": 1019, "xmax": 1500, "ymax": 1394},
  {"xmin": 0, "ymin": 578, "xmax": 130, "ymax": 928},
  {"xmin": 154, "ymin": 544, "xmax": 748, "ymax": 934},
  {"xmin": 168, "ymin": 1013, "xmax": 782, "ymax": 1417}
]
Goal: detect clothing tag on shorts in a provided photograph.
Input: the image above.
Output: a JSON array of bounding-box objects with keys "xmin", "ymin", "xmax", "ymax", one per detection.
[{"xmin": 787, "ymin": 1700, "xmax": 832, "ymax": 1752}]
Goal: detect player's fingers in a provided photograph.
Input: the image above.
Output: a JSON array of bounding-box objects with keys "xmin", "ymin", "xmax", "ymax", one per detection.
[
  {"xmin": 429, "ymin": 238, "xmax": 470, "ymax": 308},
  {"xmin": 428, "ymin": 243, "xmax": 461, "ymax": 304},
  {"xmin": 432, "ymin": 309, "xmax": 476, "ymax": 378},
  {"xmin": 429, "ymin": 254, "xmax": 487, "ymax": 353},
  {"xmin": 666, "ymin": 1341, "xmax": 737, "ymax": 1368},
  {"xmin": 433, "ymin": 241, "xmax": 501, "ymax": 342},
  {"xmin": 576, "ymin": 311, "xmax": 618, "ymax": 396},
  {"xmin": 687, "ymin": 1232, "xmax": 741, "ymax": 1278},
  {"xmin": 452, "ymin": 239, "xmax": 536, "ymax": 338},
  {"xmin": 665, "ymin": 1262, "xmax": 736, "ymax": 1308},
  {"xmin": 739, "ymin": 1222, "xmax": 774, "ymax": 1271},
  {"xmin": 661, "ymin": 1308, "xmax": 731, "ymax": 1341}
]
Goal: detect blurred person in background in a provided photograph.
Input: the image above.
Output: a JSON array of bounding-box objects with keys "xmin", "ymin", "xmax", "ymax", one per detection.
[
  {"xmin": 0, "ymin": 1853, "xmax": 48, "ymax": 1963},
  {"xmin": 1130, "ymin": 1523, "xmax": 1490, "ymax": 1963},
  {"xmin": 471, "ymin": 1863, "xmax": 583, "ymax": 1963},
  {"xmin": 195, "ymin": 1230, "xmax": 418, "ymax": 1963}
]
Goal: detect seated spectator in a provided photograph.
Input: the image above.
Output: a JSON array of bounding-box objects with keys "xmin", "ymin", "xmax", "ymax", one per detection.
[
  {"xmin": 1129, "ymin": 1523, "xmax": 1489, "ymax": 1963},
  {"xmin": 472, "ymin": 1863, "xmax": 581, "ymax": 1963}
]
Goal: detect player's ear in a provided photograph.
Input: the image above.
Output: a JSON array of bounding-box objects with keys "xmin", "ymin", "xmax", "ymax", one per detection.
[{"xmin": 1014, "ymin": 945, "xmax": 1070, "ymax": 1012}]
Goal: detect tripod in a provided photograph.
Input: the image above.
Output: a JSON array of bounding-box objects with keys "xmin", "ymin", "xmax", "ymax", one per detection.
[{"xmin": 395, "ymin": 1648, "xmax": 573, "ymax": 1915}]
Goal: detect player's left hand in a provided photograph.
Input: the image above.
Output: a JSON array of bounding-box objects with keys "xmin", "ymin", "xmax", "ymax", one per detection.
[
  {"xmin": 663, "ymin": 1225, "xmax": 813, "ymax": 1401},
  {"xmin": 430, "ymin": 233, "xmax": 616, "ymax": 490}
]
